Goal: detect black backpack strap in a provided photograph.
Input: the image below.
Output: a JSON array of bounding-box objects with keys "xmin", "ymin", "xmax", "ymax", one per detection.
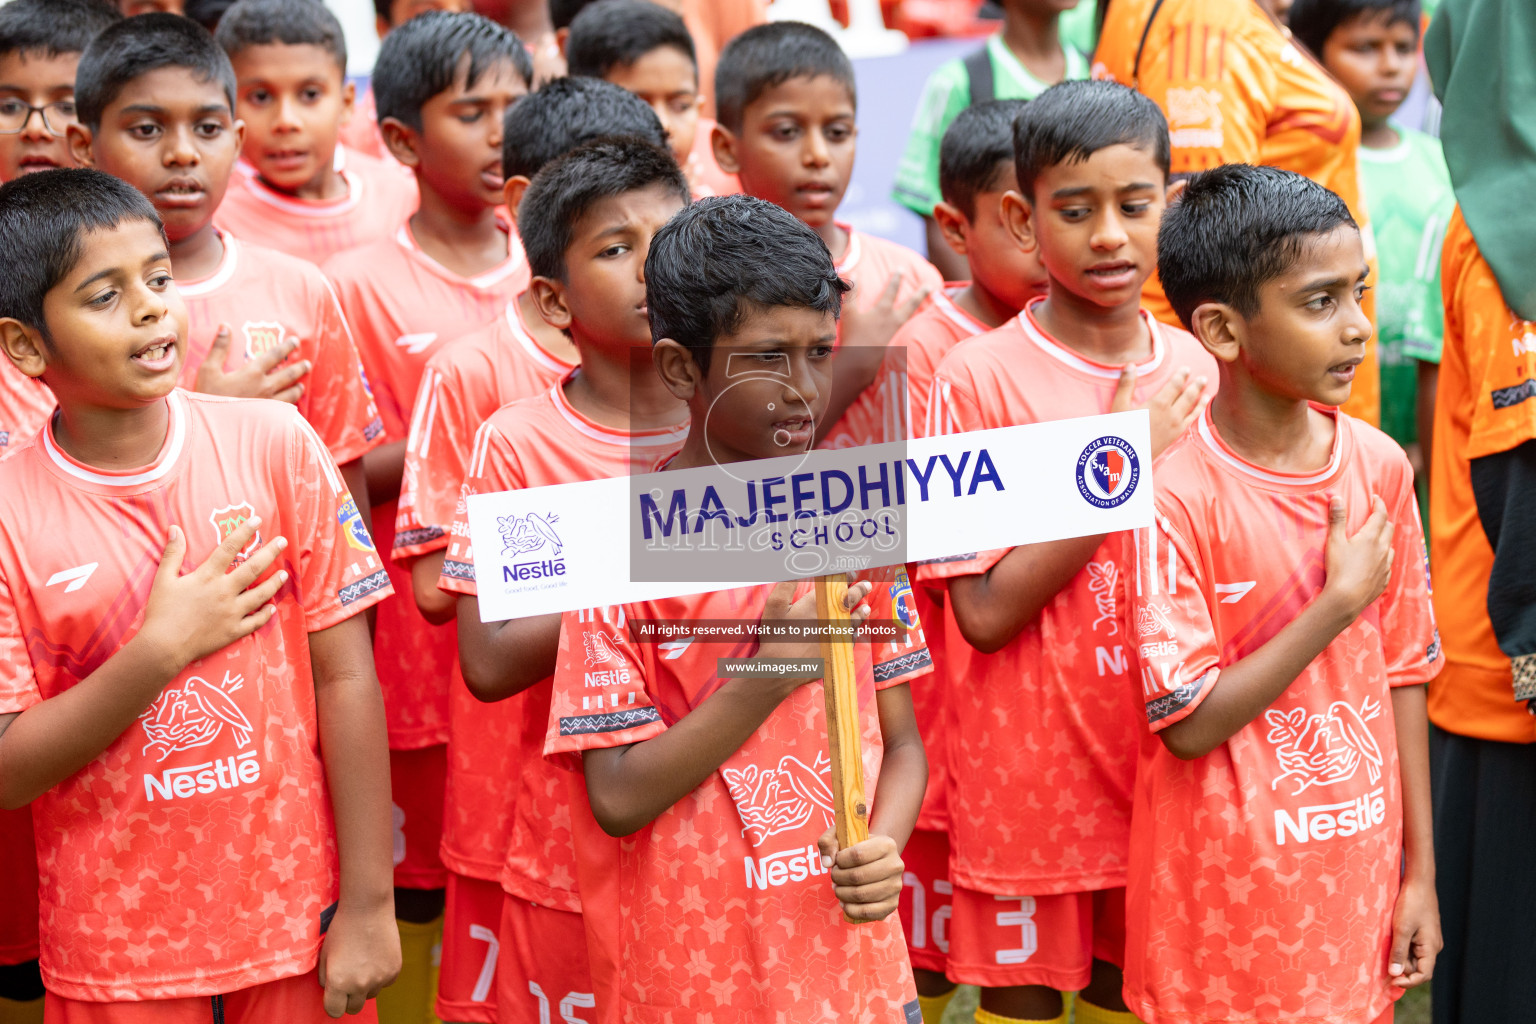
[
  {"xmin": 1132, "ymin": 0, "xmax": 1170, "ymax": 87},
  {"xmin": 963, "ymin": 45, "xmax": 995, "ymax": 107}
]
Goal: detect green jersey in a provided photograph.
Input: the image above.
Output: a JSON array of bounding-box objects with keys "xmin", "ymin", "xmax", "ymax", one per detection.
[
  {"xmin": 891, "ymin": 33, "xmax": 1089, "ymax": 217},
  {"xmin": 1359, "ymin": 127, "xmax": 1454, "ymax": 447}
]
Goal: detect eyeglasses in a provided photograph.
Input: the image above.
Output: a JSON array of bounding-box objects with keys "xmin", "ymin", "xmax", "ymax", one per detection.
[{"xmin": 0, "ymin": 99, "xmax": 77, "ymax": 136}]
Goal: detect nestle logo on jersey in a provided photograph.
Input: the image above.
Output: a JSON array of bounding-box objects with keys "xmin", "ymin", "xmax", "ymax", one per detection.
[
  {"xmin": 584, "ymin": 668, "xmax": 630, "ymax": 688},
  {"xmin": 144, "ymin": 750, "xmax": 261, "ymax": 802},
  {"xmin": 743, "ymin": 844, "xmax": 825, "ymax": 890},
  {"xmin": 1275, "ymin": 787, "xmax": 1385, "ymax": 845}
]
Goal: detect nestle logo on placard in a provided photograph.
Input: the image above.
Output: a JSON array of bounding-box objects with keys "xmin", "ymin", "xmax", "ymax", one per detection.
[
  {"xmin": 743, "ymin": 844, "xmax": 825, "ymax": 890},
  {"xmin": 503, "ymin": 559, "xmax": 566, "ymax": 582},
  {"xmin": 499, "ymin": 511, "xmax": 567, "ymax": 584}
]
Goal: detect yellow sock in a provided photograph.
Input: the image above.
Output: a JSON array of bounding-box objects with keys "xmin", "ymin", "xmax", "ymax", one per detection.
[
  {"xmin": 375, "ymin": 915, "xmax": 443, "ymax": 1024},
  {"xmin": 918, "ymin": 988, "xmax": 958, "ymax": 1024},
  {"xmin": 974, "ymin": 1006, "xmax": 1067, "ymax": 1024},
  {"xmin": 1074, "ymin": 997, "xmax": 1143, "ymax": 1024}
]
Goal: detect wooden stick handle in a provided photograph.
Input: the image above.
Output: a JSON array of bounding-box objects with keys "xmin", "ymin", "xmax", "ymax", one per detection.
[{"xmin": 816, "ymin": 575, "xmax": 869, "ymax": 923}]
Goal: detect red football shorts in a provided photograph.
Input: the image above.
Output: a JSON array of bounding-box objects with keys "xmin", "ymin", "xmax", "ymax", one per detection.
[
  {"xmin": 946, "ymin": 885, "xmax": 1125, "ymax": 990},
  {"xmin": 494, "ymin": 895, "xmax": 595, "ymax": 1024},
  {"xmin": 897, "ymin": 827, "xmax": 952, "ymax": 974},
  {"xmin": 42, "ymin": 968, "xmax": 380, "ymax": 1023},
  {"xmin": 390, "ymin": 744, "xmax": 447, "ymax": 890},
  {"xmin": 436, "ymin": 872, "xmax": 505, "ymax": 1024},
  {"xmin": 0, "ymin": 806, "xmax": 39, "ymax": 965}
]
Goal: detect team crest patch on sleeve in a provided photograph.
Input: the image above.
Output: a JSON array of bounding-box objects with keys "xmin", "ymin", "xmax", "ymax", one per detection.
[
  {"xmin": 337, "ymin": 496, "xmax": 375, "ymax": 551},
  {"xmin": 873, "ymin": 648, "xmax": 932, "ymax": 683},
  {"xmin": 339, "ymin": 569, "xmax": 390, "ymax": 606},
  {"xmin": 241, "ymin": 321, "xmax": 288, "ymax": 360},
  {"xmin": 892, "ymin": 568, "xmax": 920, "ymax": 630},
  {"xmin": 558, "ymin": 706, "xmax": 661, "ymax": 736}
]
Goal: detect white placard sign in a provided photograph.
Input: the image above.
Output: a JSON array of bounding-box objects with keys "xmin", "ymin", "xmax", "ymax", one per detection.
[{"xmin": 468, "ymin": 410, "xmax": 1152, "ymax": 622}]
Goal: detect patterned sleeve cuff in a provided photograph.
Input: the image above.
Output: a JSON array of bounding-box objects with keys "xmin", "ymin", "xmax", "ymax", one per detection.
[{"xmin": 1513, "ymin": 653, "xmax": 1536, "ymax": 703}]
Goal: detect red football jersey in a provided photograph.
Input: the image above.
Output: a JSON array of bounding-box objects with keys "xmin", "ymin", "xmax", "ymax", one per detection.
[
  {"xmin": 437, "ymin": 378, "xmax": 687, "ymax": 911},
  {"xmin": 392, "ymin": 300, "xmax": 575, "ymax": 880},
  {"xmin": 0, "ymin": 359, "xmax": 54, "ymax": 460},
  {"xmin": 1120, "ymin": 405, "xmax": 1440, "ymax": 1023},
  {"xmin": 917, "ymin": 299, "xmax": 1218, "ymax": 896},
  {"xmin": 326, "ymin": 223, "xmax": 530, "ymax": 750},
  {"xmin": 215, "ymin": 148, "xmax": 418, "ymax": 268},
  {"xmin": 544, "ymin": 581, "xmax": 930, "ymax": 1022},
  {"xmin": 0, "ymin": 391, "xmax": 393, "ymax": 1000},
  {"xmin": 821, "ymin": 284, "xmax": 988, "ymax": 450},
  {"xmin": 0, "ymin": 805, "xmax": 38, "ymax": 965},
  {"xmin": 177, "ymin": 233, "xmax": 383, "ymax": 466}
]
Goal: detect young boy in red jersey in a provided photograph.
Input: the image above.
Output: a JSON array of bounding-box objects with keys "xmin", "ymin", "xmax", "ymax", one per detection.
[
  {"xmin": 392, "ymin": 81, "xmax": 668, "ymax": 1024},
  {"xmin": 340, "ymin": 0, "xmax": 473, "ymax": 161},
  {"xmin": 436, "ymin": 138, "xmax": 691, "ymax": 1024},
  {"xmin": 213, "ymin": 0, "xmax": 418, "ymax": 266},
  {"xmin": 70, "ymin": 13, "xmax": 381, "ymax": 511},
  {"xmin": 0, "ymin": 168, "xmax": 398, "ymax": 1020},
  {"xmin": 711, "ymin": 22, "xmax": 940, "ymax": 439},
  {"xmin": 541, "ymin": 192, "xmax": 929, "ymax": 1023},
  {"xmin": 920, "ymin": 81, "xmax": 1211, "ymax": 1024},
  {"xmin": 320, "ymin": 21, "xmax": 534, "ymax": 1003},
  {"xmin": 0, "ymin": 0, "xmax": 120, "ymax": 182},
  {"xmin": 1122, "ymin": 162, "xmax": 1440, "ymax": 1024},
  {"xmin": 565, "ymin": 0, "xmax": 738, "ymax": 199}
]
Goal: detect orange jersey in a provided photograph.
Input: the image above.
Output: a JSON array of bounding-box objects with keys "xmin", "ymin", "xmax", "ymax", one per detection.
[
  {"xmin": 215, "ymin": 148, "xmax": 418, "ymax": 268},
  {"xmin": 324, "ymin": 222, "xmax": 530, "ymax": 443},
  {"xmin": 0, "ymin": 359, "xmax": 54, "ymax": 459},
  {"xmin": 917, "ymin": 299, "xmax": 1218, "ymax": 895},
  {"xmin": 1121, "ymin": 405, "xmax": 1439, "ymax": 1023},
  {"xmin": 177, "ymin": 234, "xmax": 383, "ymax": 466},
  {"xmin": 1428, "ymin": 207, "xmax": 1536, "ymax": 743},
  {"xmin": 683, "ymin": 117, "xmax": 740, "ymax": 199},
  {"xmin": 544, "ymin": 582, "xmax": 929, "ymax": 1023},
  {"xmin": 0, "ymin": 391, "xmax": 393, "ymax": 1001},
  {"xmin": 438, "ymin": 379, "xmax": 687, "ymax": 910},
  {"xmin": 822, "ymin": 283, "xmax": 988, "ymax": 449},
  {"xmin": 325, "ymin": 224, "xmax": 527, "ymax": 750},
  {"xmin": 392, "ymin": 300, "xmax": 575, "ymax": 879},
  {"xmin": 1094, "ymin": 0, "xmax": 1380, "ymax": 426}
]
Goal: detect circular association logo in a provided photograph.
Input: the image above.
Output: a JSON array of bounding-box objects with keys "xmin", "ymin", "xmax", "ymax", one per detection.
[{"xmin": 1076, "ymin": 436, "xmax": 1141, "ymax": 509}]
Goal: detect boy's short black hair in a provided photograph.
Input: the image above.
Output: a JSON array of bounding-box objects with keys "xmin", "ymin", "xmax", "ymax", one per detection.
[
  {"xmin": 1158, "ymin": 163, "xmax": 1358, "ymax": 329},
  {"xmin": 0, "ymin": 0, "xmax": 121, "ymax": 62},
  {"xmin": 939, "ymin": 99, "xmax": 1026, "ymax": 218},
  {"xmin": 0, "ymin": 168, "xmax": 163, "ymax": 337},
  {"xmin": 518, "ymin": 135, "xmax": 688, "ymax": 282},
  {"xmin": 502, "ymin": 76, "xmax": 667, "ymax": 181},
  {"xmin": 714, "ymin": 22, "xmax": 855, "ymax": 133},
  {"xmin": 372, "ymin": 11, "xmax": 531, "ymax": 131},
  {"xmin": 567, "ymin": 0, "xmax": 696, "ymax": 82},
  {"xmin": 1012, "ymin": 79, "xmax": 1170, "ymax": 198},
  {"xmin": 184, "ymin": 0, "xmax": 240, "ymax": 32},
  {"xmin": 1289, "ymin": 0, "xmax": 1421, "ymax": 60},
  {"xmin": 76, "ymin": 13, "xmax": 235, "ymax": 130},
  {"xmin": 647, "ymin": 193, "xmax": 849, "ymax": 373},
  {"xmin": 215, "ymin": 0, "xmax": 347, "ymax": 76},
  {"xmin": 551, "ymin": 0, "xmax": 596, "ymax": 32}
]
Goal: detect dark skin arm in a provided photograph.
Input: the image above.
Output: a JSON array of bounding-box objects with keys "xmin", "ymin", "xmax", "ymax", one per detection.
[
  {"xmin": 1160, "ymin": 496, "xmax": 1394, "ymax": 760},
  {"xmin": 817, "ymin": 682, "xmax": 927, "ymax": 922},
  {"xmin": 948, "ymin": 366, "xmax": 1207, "ymax": 653},
  {"xmin": 0, "ymin": 518, "xmax": 286, "ymax": 809},
  {"xmin": 363, "ymin": 440, "xmax": 407, "ymax": 506},
  {"xmin": 1388, "ymin": 684, "xmax": 1440, "ymax": 989},
  {"xmin": 1416, "ymin": 360, "xmax": 1439, "ymax": 480},
  {"xmin": 456, "ymin": 594, "xmax": 561, "ymax": 702},
  {"xmin": 581, "ymin": 581, "xmax": 873, "ymax": 837},
  {"xmin": 309, "ymin": 614, "xmax": 401, "ymax": 1017},
  {"xmin": 409, "ymin": 551, "xmax": 455, "ymax": 626}
]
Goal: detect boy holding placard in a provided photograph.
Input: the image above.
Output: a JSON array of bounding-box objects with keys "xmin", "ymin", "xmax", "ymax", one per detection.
[
  {"xmin": 436, "ymin": 136, "xmax": 691, "ymax": 1022},
  {"xmin": 543, "ymin": 192, "xmax": 931, "ymax": 1024},
  {"xmin": 1122, "ymin": 161, "xmax": 1440, "ymax": 1024},
  {"xmin": 920, "ymin": 80, "xmax": 1211, "ymax": 1024}
]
